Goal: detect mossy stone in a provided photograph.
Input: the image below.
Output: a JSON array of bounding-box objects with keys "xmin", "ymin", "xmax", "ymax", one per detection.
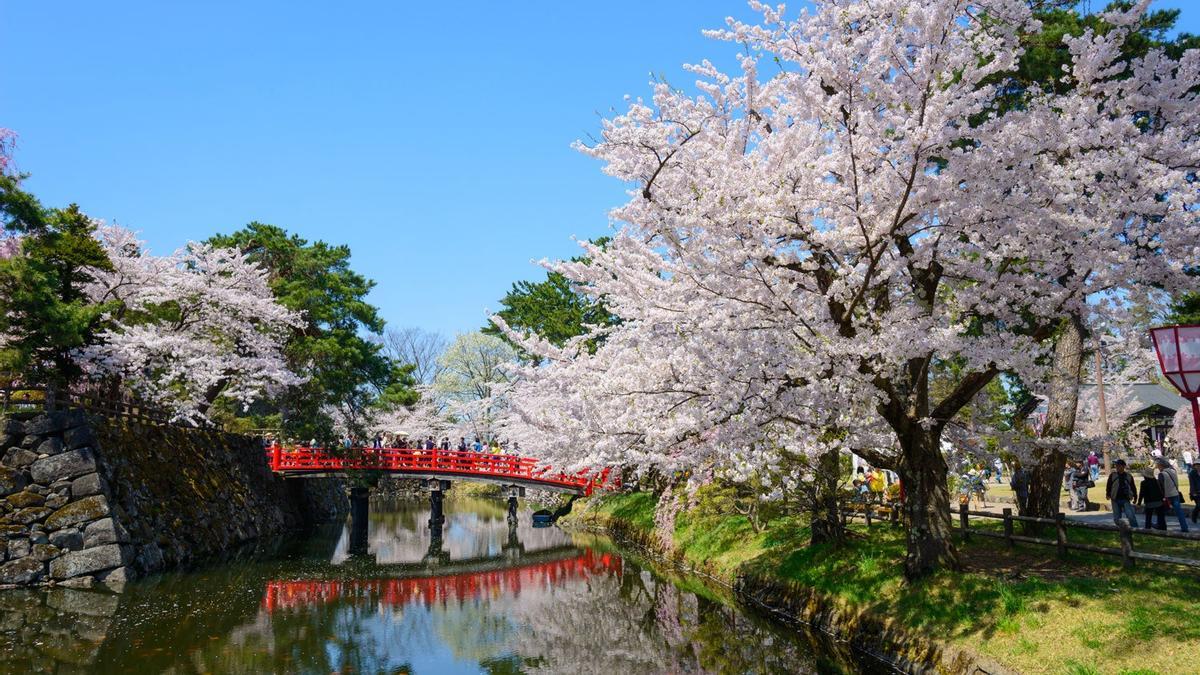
[
  {"xmin": 45, "ymin": 496, "xmax": 109, "ymax": 531},
  {"xmin": 6, "ymin": 492, "xmax": 45, "ymax": 509}
]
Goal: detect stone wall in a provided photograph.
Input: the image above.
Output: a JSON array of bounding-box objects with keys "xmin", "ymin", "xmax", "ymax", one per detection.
[{"xmin": 0, "ymin": 411, "xmax": 346, "ymax": 589}]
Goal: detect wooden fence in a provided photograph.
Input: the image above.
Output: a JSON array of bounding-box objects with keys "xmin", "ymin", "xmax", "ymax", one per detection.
[
  {"xmin": 840, "ymin": 500, "xmax": 1200, "ymax": 570},
  {"xmin": 1, "ymin": 381, "xmax": 211, "ymax": 430},
  {"xmin": 953, "ymin": 502, "xmax": 1200, "ymax": 570}
]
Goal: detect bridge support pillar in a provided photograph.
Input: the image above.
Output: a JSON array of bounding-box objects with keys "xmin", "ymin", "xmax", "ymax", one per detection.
[
  {"xmin": 349, "ymin": 486, "xmax": 369, "ymax": 556},
  {"xmin": 427, "ymin": 479, "xmax": 450, "ymax": 530},
  {"xmin": 505, "ymin": 486, "xmax": 523, "ymax": 526}
]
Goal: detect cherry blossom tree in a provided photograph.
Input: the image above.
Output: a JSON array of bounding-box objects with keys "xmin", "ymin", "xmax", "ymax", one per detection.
[
  {"xmin": 432, "ymin": 332, "xmax": 517, "ymax": 442},
  {"xmin": 0, "ymin": 129, "xmax": 15, "ymax": 176},
  {"xmin": 1166, "ymin": 406, "xmax": 1197, "ymax": 460},
  {"xmin": 79, "ymin": 226, "xmax": 305, "ymax": 423},
  {"xmin": 501, "ymin": 0, "xmax": 1200, "ymax": 577}
]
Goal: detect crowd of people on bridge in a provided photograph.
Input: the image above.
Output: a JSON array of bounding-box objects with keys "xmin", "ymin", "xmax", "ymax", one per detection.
[{"xmin": 271, "ymin": 433, "xmax": 522, "ymax": 456}]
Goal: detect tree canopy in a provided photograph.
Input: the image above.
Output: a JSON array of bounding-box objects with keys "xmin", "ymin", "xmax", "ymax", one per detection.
[
  {"xmin": 0, "ymin": 175, "xmax": 112, "ymax": 388},
  {"xmin": 208, "ymin": 223, "xmax": 417, "ymax": 440},
  {"xmin": 484, "ymin": 238, "xmax": 617, "ymax": 361},
  {"xmin": 500, "ymin": 0, "xmax": 1200, "ymax": 579}
]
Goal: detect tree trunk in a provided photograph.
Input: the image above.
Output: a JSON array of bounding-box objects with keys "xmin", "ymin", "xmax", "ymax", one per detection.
[
  {"xmin": 809, "ymin": 447, "xmax": 846, "ymax": 545},
  {"xmin": 1023, "ymin": 314, "xmax": 1085, "ymax": 533},
  {"xmin": 897, "ymin": 426, "xmax": 959, "ymax": 579}
]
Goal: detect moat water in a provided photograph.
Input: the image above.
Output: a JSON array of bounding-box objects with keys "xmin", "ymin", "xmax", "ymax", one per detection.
[{"xmin": 0, "ymin": 497, "xmax": 887, "ymax": 674}]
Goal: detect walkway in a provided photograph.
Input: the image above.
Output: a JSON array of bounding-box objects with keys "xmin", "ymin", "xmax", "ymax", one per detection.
[{"xmin": 266, "ymin": 444, "xmax": 615, "ymax": 495}]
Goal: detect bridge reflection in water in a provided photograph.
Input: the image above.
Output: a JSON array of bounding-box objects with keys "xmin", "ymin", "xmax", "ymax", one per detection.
[
  {"xmin": 48, "ymin": 499, "xmax": 853, "ymax": 674},
  {"xmin": 264, "ymin": 550, "xmax": 621, "ymax": 612}
]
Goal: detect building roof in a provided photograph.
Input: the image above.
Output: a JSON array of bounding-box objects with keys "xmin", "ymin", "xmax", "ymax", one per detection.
[{"xmin": 1078, "ymin": 382, "xmax": 1186, "ymax": 417}]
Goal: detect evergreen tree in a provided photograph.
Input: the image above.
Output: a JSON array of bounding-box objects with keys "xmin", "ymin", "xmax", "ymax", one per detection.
[
  {"xmin": 0, "ymin": 175, "xmax": 112, "ymax": 389},
  {"xmin": 209, "ymin": 223, "xmax": 417, "ymax": 440}
]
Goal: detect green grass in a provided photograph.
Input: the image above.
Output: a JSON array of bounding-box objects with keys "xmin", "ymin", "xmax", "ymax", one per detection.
[{"xmin": 571, "ymin": 492, "xmax": 1200, "ymax": 675}]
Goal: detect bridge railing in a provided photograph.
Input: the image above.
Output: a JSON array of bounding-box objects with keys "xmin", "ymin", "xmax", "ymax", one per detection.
[{"xmin": 266, "ymin": 445, "xmax": 615, "ymax": 495}]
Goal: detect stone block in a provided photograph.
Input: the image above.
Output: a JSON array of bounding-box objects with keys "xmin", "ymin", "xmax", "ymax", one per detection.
[
  {"xmin": 30, "ymin": 449, "xmax": 96, "ymax": 484},
  {"xmin": 83, "ymin": 518, "xmax": 129, "ymax": 548},
  {"xmin": 44, "ymin": 494, "xmax": 68, "ymax": 510},
  {"xmin": 6, "ymin": 491, "xmax": 45, "ymax": 509},
  {"xmin": 19, "ymin": 434, "xmax": 39, "ymax": 449},
  {"xmin": 29, "ymin": 531, "xmax": 47, "ymax": 545},
  {"xmin": 48, "ymin": 528, "xmax": 83, "ymax": 551},
  {"xmin": 135, "ymin": 542, "xmax": 164, "ymax": 572},
  {"xmin": 45, "ymin": 496, "xmax": 109, "ymax": 531},
  {"xmin": 63, "ymin": 426, "xmax": 96, "ymax": 450},
  {"xmin": 49, "ymin": 544, "xmax": 129, "ymax": 579},
  {"xmin": 0, "ymin": 466, "xmax": 26, "ymax": 497},
  {"xmin": 10, "ymin": 507, "xmax": 51, "ymax": 525},
  {"xmin": 57, "ymin": 575, "xmax": 95, "ymax": 590},
  {"xmin": 70, "ymin": 473, "xmax": 104, "ymax": 498},
  {"xmin": 23, "ymin": 411, "xmax": 84, "ymax": 436},
  {"xmin": 96, "ymin": 566, "xmax": 130, "ymax": 588},
  {"xmin": 31, "ymin": 543, "xmax": 60, "ymax": 562},
  {"xmin": 0, "ymin": 557, "xmax": 43, "ymax": 584},
  {"xmin": 35, "ymin": 438, "xmax": 64, "ymax": 457},
  {"xmin": 2, "ymin": 447, "xmax": 38, "ymax": 468},
  {"xmin": 7, "ymin": 537, "xmax": 30, "ymax": 559}
]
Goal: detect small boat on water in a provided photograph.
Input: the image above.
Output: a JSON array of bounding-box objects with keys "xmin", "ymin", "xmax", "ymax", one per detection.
[{"xmin": 531, "ymin": 510, "xmax": 555, "ymax": 527}]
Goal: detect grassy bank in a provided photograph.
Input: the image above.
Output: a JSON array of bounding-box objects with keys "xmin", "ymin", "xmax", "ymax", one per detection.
[{"xmin": 571, "ymin": 492, "xmax": 1200, "ymax": 675}]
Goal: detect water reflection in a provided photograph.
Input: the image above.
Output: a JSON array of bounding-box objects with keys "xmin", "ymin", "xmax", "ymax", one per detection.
[
  {"xmin": 331, "ymin": 497, "xmax": 574, "ymax": 566},
  {"xmin": 0, "ymin": 499, "xmax": 869, "ymax": 674}
]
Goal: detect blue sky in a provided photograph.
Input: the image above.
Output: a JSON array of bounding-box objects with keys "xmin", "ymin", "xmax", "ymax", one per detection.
[{"xmin": 2, "ymin": 1, "xmax": 1197, "ymax": 338}]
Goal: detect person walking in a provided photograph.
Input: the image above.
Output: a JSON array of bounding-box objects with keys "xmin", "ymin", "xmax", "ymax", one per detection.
[
  {"xmin": 1156, "ymin": 457, "xmax": 1190, "ymax": 532},
  {"xmin": 993, "ymin": 457, "xmax": 1004, "ymax": 485},
  {"xmin": 1105, "ymin": 459, "xmax": 1138, "ymax": 526},
  {"xmin": 1087, "ymin": 451, "xmax": 1100, "ymax": 482},
  {"xmin": 1009, "ymin": 462, "xmax": 1030, "ymax": 514},
  {"xmin": 1069, "ymin": 461, "xmax": 1092, "ymax": 512},
  {"xmin": 458, "ymin": 437, "xmax": 468, "ymax": 451},
  {"xmin": 1138, "ymin": 468, "xmax": 1167, "ymax": 530}
]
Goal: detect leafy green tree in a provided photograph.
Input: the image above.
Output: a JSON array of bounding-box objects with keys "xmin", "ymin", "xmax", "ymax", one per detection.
[
  {"xmin": 208, "ymin": 223, "xmax": 416, "ymax": 441},
  {"xmin": 484, "ymin": 238, "xmax": 617, "ymax": 361},
  {"xmin": 1169, "ymin": 292, "xmax": 1200, "ymax": 325},
  {"xmin": 0, "ymin": 175, "xmax": 112, "ymax": 389}
]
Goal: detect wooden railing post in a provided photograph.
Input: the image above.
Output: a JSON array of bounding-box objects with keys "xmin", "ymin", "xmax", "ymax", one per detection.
[
  {"xmin": 959, "ymin": 502, "xmax": 970, "ymax": 542},
  {"xmin": 890, "ymin": 502, "xmax": 900, "ymax": 528},
  {"xmin": 865, "ymin": 504, "xmax": 873, "ymax": 528},
  {"xmin": 1002, "ymin": 507, "xmax": 1014, "ymax": 549},
  {"xmin": 1054, "ymin": 512, "xmax": 1068, "ymax": 559},
  {"xmin": 1117, "ymin": 517, "xmax": 1135, "ymax": 569}
]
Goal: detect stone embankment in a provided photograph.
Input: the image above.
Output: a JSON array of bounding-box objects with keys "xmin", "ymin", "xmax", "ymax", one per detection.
[{"xmin": 0, "ymin": 411, "xmax": 345, "ymax": 589}]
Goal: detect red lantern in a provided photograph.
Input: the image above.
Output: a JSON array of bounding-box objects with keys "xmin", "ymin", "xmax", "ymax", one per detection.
[{"xmin": 1150, "ymin": 325, "xmax": 1200, "ymax": 456}]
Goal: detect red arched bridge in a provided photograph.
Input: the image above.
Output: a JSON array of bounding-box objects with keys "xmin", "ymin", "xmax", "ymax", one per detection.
[{"xmin": 266, "ymin": 445, "xmax": 615, "ymax": 496}]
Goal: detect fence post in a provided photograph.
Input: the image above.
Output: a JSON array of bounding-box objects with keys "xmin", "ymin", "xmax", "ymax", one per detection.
[
  {"xmin": 1117, "ymin": 517, "xmax": 1135, "ymax": 569},
  {"xmin": 1003, "ymin": 507, "xmax": 1014, "ymax": 549},
  {"xmin": 959, "ymin": 502, "xmax": 970, "ymax": 542},
  {"xmin": 865, "ymin": 502, "xmax": 873, "ymax": 528},
  {"xmin": 890, "ymin": 502, "xmax": 900, "ymax": 528},
  {"xmin": 1054, "ymin": 512, "xmax": 1068, "ymax": 559}
]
